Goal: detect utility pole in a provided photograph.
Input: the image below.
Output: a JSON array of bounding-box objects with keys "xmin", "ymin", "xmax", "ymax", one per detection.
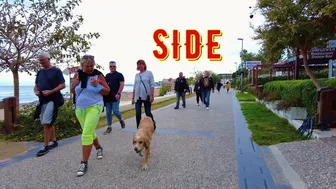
[{"xmin": 238, "ymin": 38, "xmax": 244, "ymax": 92}]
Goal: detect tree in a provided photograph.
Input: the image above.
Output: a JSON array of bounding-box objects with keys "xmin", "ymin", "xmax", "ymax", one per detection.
[
  {"xmin": 0, "ymin": 0, "xmax": 100, "ymax": 113},
  {"xmin": 241, "ymin": 49, "xmax": 267, "ymax": 64},
  {"xmin": 254, "ymin": 0, "xmax": 336, "ymax": 89}
]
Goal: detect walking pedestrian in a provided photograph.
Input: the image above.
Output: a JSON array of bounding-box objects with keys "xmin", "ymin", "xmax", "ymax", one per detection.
[
  {"xmin": 225, "ymin": 81, "xmax": 231, "ymax": 93},
  {"xmin": 216, "ymin": 81, "xmax": 223, "ymax": 92},
  {"xmin": 131, "ymin": 59, "xmax": 156, "ymax": 130},
  {"xmin": 200, "ymin": 71, "xmax": 214, "ymax": 110},
  {"xmin": 174, "ymin": 72, "xmax": 189, "ymax": 109},
  {"xmin": 194, "ymin": 76, "xmax": 203, "ymax": 106},
  {"xmin": 103, "ymin": 61, "xmax": 126, "ymax": 134},
  {"xmin": 34, "ymin": 51, "xmax": 65, "ymax": 157},
  {"xmin": 71, "ymin": 55, "xmax": 110, "ymax": 176}
]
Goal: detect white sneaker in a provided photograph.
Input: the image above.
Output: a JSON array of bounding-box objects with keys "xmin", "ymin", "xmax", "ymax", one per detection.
[
  {"xmin": 206, "ymin": 107, "xmax": 209, "ymax": 110},
  {"xmin": 197, "ymin": 103, "xmax": 199, "ymax": 106}
]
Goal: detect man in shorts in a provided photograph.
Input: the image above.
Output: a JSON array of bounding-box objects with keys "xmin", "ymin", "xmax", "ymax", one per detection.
[{"xmin": 34, "ymin": 51, "xmax": 66, "ymax": 157}]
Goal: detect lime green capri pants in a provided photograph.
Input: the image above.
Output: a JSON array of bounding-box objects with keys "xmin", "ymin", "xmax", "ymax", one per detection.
[{"xmin": 75, "ymin": 104, "xmax": 103, "ymax": 145}]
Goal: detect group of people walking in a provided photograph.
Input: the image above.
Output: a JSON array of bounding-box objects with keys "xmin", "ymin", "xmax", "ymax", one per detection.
[
  {"xmin": 33, "ymin": 51, "xmax": 231, "ymax": 176},
  {"xmin": 173, "ymin": 70, "xmax": 230, "ymax": 110},
  {"xmin": 33, "ymin": 52, "xmax": 156, "ymax": 176}
]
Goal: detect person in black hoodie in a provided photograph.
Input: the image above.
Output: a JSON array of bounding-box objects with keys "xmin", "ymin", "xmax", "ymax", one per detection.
[
  {"xmin": 200, "ymin": 71, "xmax": 214, "ymax": 110},
  {"xmin": 174, "ymin": 72, "xmax": 189, "ymax": 109},
  {"xmin": 216, "ymin": 81, "xmax": 223, "ymax": 92},
  {"xmin": 193, "ymin": 76, "xmax": 203, "ymax": 106}
]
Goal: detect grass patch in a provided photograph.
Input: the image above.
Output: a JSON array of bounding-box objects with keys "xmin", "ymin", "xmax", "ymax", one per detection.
[
  {"xmin": 236, "ymin": 92, "xmax": 256, "ymax": 102},
  {"xmin": 240, "ymin": 102, "xmax": 308, "ymax": 146}
]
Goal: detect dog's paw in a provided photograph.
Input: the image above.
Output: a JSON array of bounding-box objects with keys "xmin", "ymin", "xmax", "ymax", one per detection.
[{"xmin": 142, "ymin": 164, "xmax": 148, "ymax": 171}]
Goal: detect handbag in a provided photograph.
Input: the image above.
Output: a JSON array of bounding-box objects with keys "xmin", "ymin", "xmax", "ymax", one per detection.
[{"xmin": 139, "ymin": 74, "xmax": 150, "ymax": 101}]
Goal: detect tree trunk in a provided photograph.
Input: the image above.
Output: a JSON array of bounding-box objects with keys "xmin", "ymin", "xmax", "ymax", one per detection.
[
  {"xmin": 302, "ymin": 48, "xmax": 322, "ymax": 126},
  {"xmin": 302, "ymin": 49, "xmax": 321, "ymax": 88},
  {"xmin": 12, "ymin": 69, "xmax": 20, "ymax": 114}
]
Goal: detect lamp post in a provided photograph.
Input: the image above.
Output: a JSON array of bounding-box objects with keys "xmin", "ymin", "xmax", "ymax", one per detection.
[{"xmin": 238, "ymin": 38, "xmax": 244, "ymax": 92}]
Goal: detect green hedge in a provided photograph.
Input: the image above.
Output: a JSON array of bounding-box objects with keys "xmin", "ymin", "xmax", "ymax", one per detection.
[
  {"xmin": 264, "ymin": 78, "xmax": 336, "ymax": 117},
  {"xmin": 258, "ymin": 70, "xmax": 328, "ymax": 85}
]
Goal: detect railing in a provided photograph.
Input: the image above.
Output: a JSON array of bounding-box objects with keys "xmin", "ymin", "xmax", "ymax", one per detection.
[{"xmin": 0, "ymin": 97, "xmax": 17, "ymax": 134}]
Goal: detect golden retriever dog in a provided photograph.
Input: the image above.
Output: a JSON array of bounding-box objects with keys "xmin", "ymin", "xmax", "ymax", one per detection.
[{"xmin": 133, "ymin": 116, "xmax": 155, "ymax": 170}]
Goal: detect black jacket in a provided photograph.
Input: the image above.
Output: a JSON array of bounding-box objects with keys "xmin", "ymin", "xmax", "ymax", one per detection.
[
  {"xmin": 194, "ymin": 80, "xmax": 203, "ymax": 93},
  {"xmin": 201, "ymin": 76, "xmax": 214, "ymax": 91},
  {"xmin": 174, "ymin": 77, "xmax": 189, "ymax": 92}
]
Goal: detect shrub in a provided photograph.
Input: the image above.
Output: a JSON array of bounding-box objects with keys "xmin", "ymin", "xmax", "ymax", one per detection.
[
  {"xmin": 159, "ymin": 85, "xmax": 171, "ymax": 96},
  {"xmin": 257, "ymin": 70, "xmax": 328, "ymax": 85},
  {"xmin": 1, "ymin": 101, "xmax": 82, "ymax": 142},
  {"xmin": 264, "ymin": 78, "xmax": 336, "ymax": 117},
  {"xmin": 265, "ymin": 92, "xmax": 281, "ymax": 102},
  {"xmin": 246, "ymin": 86, "xmax": 256, "ymax": 95}
]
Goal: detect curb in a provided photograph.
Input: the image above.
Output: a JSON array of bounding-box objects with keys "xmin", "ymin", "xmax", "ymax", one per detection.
[{"xmin": 269, "ymin": 146, "xmax": 308, "ymax": 189}]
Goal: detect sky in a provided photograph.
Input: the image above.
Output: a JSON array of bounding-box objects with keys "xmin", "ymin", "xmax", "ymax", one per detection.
[{"xmin": 0, "ymin": 0, "xmax": 265, "ymax": 86}]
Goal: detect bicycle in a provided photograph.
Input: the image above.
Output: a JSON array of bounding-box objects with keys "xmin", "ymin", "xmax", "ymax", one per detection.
[{"xmin": 297, "ymin": 114, "xmax": 314, "ymax": 138}]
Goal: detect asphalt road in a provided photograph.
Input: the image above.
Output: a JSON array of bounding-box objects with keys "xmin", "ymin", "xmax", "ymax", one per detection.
[{"xmin": 0, "ymin": 91, "xmax": 238, "ymax": 189}]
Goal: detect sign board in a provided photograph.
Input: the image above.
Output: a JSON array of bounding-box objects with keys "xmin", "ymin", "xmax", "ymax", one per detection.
[
  {"xmin": 309, "ymin": 47, "xmax": 336, "ymax": 59},
  {"xmin": 246, "ymin": 61, "xmax": 261, "ymax": 70},
  {"xmin": 329, "ymin": 40, "xmax": 336, "ymax": 48}
]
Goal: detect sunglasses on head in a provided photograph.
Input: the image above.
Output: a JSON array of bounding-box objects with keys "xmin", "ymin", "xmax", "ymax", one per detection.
[{"xmin": 83, "ymin": 55, "xmax": 95, "ymax": 60}]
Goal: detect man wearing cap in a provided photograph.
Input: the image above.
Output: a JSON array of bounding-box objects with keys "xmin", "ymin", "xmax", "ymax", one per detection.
[
  {"xmin": 103, "ymin": 61, "xmax": 126, "ymax": 134},
  {"xmin": 33, "ymin": 51, "xmax": 66, "ymax": 157}
]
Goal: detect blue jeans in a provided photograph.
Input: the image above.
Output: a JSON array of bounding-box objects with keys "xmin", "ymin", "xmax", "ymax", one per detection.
[
  {"xmin": 105, "ymin": 100, "xmax": 122, "ymax": 126},
  {"xmin": 202, "ymin": 90, "xmax": 211, "ymax": 108},
  {"xmin": 135, "ymin": 99, "xmax": 155, "ymax": 128}
]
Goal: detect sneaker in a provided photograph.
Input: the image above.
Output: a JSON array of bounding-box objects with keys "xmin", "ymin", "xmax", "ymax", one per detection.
[
  {"xmin": 36, "ymin": 146, "xmax": 49, "ymax": 157},
  {"xmin": 77, "ymin": 162, "xmax": 88, "ymax": 177},
  {"xmin": 182, "ymin": 104, "xmax": 186, "ymax": 108},
  {"xmin": 120, "ymin": 119, "xmax": 125, "ymax": 129},
  {"xmin": 206, "ymin": 107, "xmax": 209, "ymax": 110},
  {"xmin": 103, "ymin": 126, "xmax": 112, "ymax": 135},
  {"xmin": 96, "ymin": 147, "xmax": 103, "ymax": 159},
  {"xmin": 197, "ymin": 103, "xmax": 199, "ymax": 106},
  {"xmin": 49, "ymin": 141, "xmax": 58, "ymax": 149},
  {"xmin": 174, "ymin": 107, "xmax": 179, "ymax": 109}
]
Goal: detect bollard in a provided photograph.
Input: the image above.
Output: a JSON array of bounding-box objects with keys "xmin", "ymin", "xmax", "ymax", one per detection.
[{"xmin": 1, "ymin": 97, "xmax": 17, "ymax": 134}]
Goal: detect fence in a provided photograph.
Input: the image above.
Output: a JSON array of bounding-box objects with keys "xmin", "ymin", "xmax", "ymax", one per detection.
[{"xmin": 0, "ymin": 97, "xmax": 17, "ymax": 134}]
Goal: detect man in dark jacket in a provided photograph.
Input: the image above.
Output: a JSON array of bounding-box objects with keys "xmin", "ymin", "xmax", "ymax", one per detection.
[
  {"xmin": 174, "ymin": 72, "xmax": 189, "ymax": 109},
  {"xmin": 200, "ymin": 71, "xmax": 214, "ymax": 110}
]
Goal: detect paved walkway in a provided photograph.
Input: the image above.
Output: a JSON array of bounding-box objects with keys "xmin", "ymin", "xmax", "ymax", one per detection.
[{"xmin": 0, "ymin": 91, "xmax": 295, "ymax": 189}]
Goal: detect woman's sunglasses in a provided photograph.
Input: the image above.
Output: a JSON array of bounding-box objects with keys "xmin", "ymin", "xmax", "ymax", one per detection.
[{"xmin": 83, "ymin": 55, "xmax": 95, "ymax": 60}]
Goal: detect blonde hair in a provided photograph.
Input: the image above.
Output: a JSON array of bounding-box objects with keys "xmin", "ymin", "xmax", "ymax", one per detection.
[{"xmin": 80, "ymin": 55, "xmax": 95, "ymax": 68}]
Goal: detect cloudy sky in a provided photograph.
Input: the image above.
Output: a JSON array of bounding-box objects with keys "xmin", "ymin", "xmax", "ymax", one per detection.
[{"xmin": 0, "ymin": 0, "xmax": 264, "ymax": 86}]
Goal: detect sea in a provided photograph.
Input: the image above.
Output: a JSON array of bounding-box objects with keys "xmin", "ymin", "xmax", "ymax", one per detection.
[{"xmin": 0, "ymin": 84, "xmax": 134, "ymax": 103}]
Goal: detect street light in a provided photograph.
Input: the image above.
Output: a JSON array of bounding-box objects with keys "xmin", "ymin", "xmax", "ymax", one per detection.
[{"xmin": 237, "ymin": 38, "xmax": 244, "ymax": 92}]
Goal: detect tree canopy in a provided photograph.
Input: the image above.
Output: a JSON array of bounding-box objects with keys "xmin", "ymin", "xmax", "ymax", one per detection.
[
  {"xmin": 0, "ymin": 0, "xmax": 100, "ymax": 112},
  {"xmin": 253, "ymin": 0, "xmax": 336, "ymax": 88}
]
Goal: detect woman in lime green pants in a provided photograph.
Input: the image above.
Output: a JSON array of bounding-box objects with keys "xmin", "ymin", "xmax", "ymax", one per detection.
[{"xmin": 71, "ymin": 55, "xmax": 110, "ymax": 176}]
